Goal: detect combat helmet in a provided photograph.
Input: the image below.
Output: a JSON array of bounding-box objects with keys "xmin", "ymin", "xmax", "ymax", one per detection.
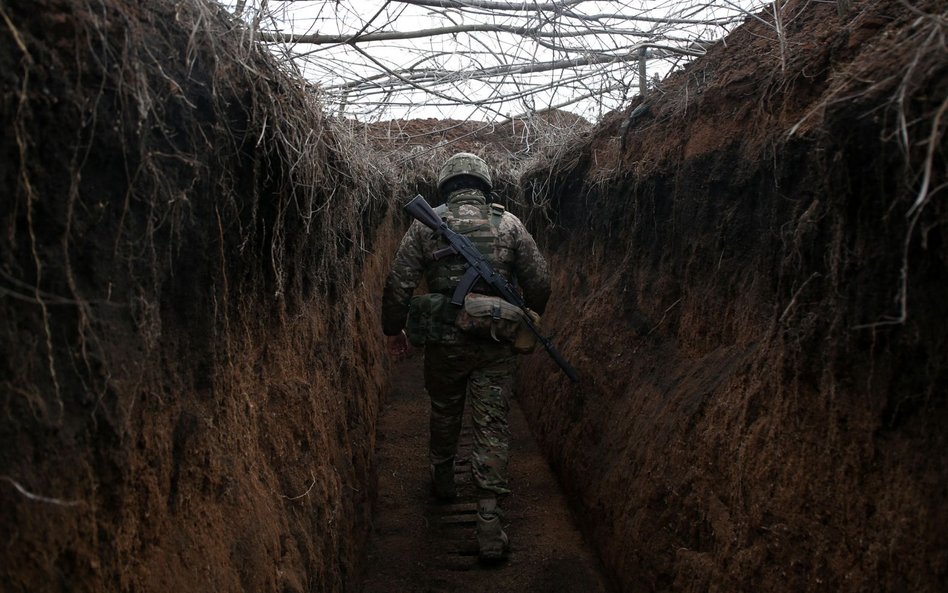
[{"xmin": 438, "ymin": 152, "xmax": 492, "ymax": 191}]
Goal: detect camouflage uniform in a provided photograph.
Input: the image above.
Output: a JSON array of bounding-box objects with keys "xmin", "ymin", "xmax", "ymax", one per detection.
[{"xmin": 382, "ymin": 188, "xmax": 550, "ymax": 496}]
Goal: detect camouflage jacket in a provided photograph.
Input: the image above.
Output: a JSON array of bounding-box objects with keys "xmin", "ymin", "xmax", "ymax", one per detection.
[{"xmin": 382, "ymin": 189, "xmax": 551, "ymax": 340}]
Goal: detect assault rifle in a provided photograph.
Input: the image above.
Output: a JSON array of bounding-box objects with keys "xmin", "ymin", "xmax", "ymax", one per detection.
[{"xmin": 404, "ymin": 194, "xmax": 578, "ymax": 382}]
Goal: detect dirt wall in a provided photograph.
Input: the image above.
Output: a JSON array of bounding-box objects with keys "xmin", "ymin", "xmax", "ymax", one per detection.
[
  {"xmin": 359, "ymin": 113, "xmax": 592, "ymax": 213},
  {"xmin": 0, "ymin": 1, "xmax": 397, "ymax": 591},
  {"xmin": 518, "ymin": 1, "xmax": 947, "ymax": 591}
]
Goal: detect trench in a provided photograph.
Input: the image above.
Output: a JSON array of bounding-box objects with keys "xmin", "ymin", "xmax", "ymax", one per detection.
[
  {"xmin": 361, "ymin": 356, "xmax": 609, "ymax": 593},
  {"xmin": 2, "ymin": 1, "xmax": 946, "ymax": 593}
]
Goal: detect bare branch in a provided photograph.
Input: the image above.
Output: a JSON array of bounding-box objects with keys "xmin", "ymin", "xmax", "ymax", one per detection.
[
  {"xmin": 257, "ymin": 23, "xmax": 648, "ymax": 45},
  {"xmin": 232, "ymin": 0, "xmax": 767, "ymax": 121},
  {"xmin": 391, "ymin": 0, "xmax": 588, "ymax": 12}
]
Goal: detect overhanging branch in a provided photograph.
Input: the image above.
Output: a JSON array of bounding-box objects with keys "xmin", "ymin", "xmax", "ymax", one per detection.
[{"xmin": 257, "ymin": 23, "xmax": 650, "ymax": 45}]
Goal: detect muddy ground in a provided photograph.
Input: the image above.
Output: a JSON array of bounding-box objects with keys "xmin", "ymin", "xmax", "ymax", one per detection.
[{"xmin": 361, "ymin": 354, "xmax": 609, "ymax": 593}]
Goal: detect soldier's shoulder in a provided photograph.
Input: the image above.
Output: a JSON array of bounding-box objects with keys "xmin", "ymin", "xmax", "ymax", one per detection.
[
  {"xmin": 498, "ymin": 209, "xmax": 528, "ymax": 236},
  {"xmin": 401, "ymin": 219, "xmax": 433, "ymax": 246},
  {"xmin": 407, "ymin": 218, "xmax": 432, "ymax": 234}
]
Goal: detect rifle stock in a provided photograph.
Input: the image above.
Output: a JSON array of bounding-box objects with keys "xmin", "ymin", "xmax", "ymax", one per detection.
[
  {"xmin": 404, "ymin": 194, "xmax": 579, "ymax": 382},
  {"xmin": 404, "ymin": 195, "xmax": 444, "ymax": 231}
]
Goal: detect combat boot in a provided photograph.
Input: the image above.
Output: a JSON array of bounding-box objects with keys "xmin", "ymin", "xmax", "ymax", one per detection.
[
  {"xmin": 476, "ymin": 497, "xmax": 509, "ymax": 561},
  {"xmin": 430, "ymin": 459, "xmax": 456, "ymax": 500}
]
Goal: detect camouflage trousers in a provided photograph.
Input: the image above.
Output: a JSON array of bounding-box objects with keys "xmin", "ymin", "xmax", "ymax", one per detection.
[{"xmin": 424, "ymin": 342, "xmax": 516, "ymax": 496}]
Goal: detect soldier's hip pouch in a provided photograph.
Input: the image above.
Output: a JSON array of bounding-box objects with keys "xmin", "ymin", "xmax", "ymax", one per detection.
[
  {"xmin": 406, "ymin": 293, "xmax": 452, "ymax": 347},
  {"xmin": 454, "ymin": 293, "xmax": 541, "ymax": 354}
]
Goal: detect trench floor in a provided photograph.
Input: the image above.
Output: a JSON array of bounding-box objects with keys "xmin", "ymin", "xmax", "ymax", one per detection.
[{"xmin": 361, "ymin": 354, "xmax": 610, "ymax": 593}]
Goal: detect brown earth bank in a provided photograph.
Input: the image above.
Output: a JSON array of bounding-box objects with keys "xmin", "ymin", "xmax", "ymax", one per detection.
[
  {"xmin": 355, "ymin": 112, "xmax": 592, "ymax": 210},
  {"xmin": 518, "ymin": 0, "xmax": 947, "ymax": 591},
  {"xmin": 1, "ymin": 1, "xmax": 398, "ymax": 591}
]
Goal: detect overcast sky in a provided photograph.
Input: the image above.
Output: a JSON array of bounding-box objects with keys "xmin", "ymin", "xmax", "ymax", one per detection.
[{"xmin": 224, "ymin": 0, "xmax": 767, "ymax": 122}]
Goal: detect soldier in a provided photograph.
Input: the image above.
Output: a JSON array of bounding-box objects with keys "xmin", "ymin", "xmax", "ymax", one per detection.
[{"xmin": 381, "ymin": 152, "xmax": 551, "ymax": 560}]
